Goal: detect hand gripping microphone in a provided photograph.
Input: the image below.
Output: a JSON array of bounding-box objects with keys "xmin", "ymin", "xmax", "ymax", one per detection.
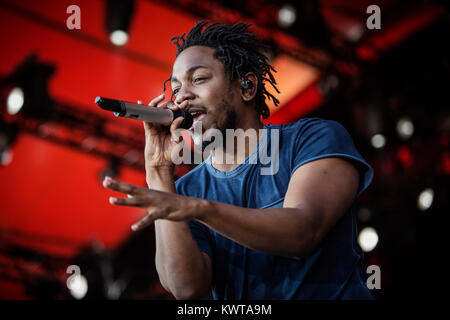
[{"xmin": 95, "ymin": 96, "xmax": 193, "ymax": 129}]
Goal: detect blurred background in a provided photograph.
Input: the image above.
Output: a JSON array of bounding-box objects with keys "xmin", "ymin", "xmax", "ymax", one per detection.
[{"xmin": 0, "ymin": 0, "xmax": 448, "ymax": 300}]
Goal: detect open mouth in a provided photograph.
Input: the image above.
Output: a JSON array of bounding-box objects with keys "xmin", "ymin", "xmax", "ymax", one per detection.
[{"xmin": 189, "ymin": 108, "xmax": 207, "ymax": 122}]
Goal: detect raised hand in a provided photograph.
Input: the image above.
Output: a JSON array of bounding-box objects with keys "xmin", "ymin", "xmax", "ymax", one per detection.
[
  {"xmin": 103, "ymin": 176, "xmax": 205, "ymax": 231},
  {"xmin": 139, "ymin": 95, "xmax": 188, "ymax": 169}
]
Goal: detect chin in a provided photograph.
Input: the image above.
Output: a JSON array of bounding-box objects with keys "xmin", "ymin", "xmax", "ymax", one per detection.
[
  {"xmin": 189, "ymin": 120, "xmax": 220, "ymax": 152},
  {"xmin": 197, "ymin": 117, "xmax": 216, "ymax": 132}
]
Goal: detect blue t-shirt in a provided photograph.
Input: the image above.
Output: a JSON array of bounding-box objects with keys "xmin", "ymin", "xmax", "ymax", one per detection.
[{"xmin": 175, "ymin": 118, "xmax": 374, "ymax": 300}]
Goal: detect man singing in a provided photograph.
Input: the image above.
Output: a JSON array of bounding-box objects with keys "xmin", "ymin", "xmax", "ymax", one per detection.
[{"xmin": 103, "ymin": 21, "xmax": 374, "ymax": 300}]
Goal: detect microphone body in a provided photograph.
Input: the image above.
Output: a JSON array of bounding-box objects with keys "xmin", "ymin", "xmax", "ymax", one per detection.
[{"xmin": 95, "ymin": 96, "xmax": 193, "ymax": 129}]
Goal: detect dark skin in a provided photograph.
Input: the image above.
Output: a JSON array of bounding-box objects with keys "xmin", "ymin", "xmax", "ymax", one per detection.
[{"xmin": 103, "ymin": 46, "xmax": 360, "ymax": 299}]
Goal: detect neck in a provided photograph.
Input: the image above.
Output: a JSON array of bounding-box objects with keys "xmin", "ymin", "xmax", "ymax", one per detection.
[{"xmin": 210, "ymin": 112, "xmax": 263, "ymax": 172}]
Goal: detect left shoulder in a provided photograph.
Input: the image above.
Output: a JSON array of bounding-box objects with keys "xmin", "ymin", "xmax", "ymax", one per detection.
[
  {"xmin": 267, "ymin": 117, "xmax": 349, "ymax": 137},
  {"xmin": 291, "ymin": 117, "xmax": 350, "ymax": 137},
  {"xmin": 274, "ymin": 117, "xmax": 373, "ymax": 197}
]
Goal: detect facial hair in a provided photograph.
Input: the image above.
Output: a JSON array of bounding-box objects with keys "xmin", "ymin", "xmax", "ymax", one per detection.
[{"xmin": 201, "ymin": 98, "xmax": 237, "ymax": 152}]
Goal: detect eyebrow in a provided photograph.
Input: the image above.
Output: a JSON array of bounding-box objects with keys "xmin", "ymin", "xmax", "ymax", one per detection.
[{"xmin": 171, "ymin": 65, "xmax": 209, "ymax": 83}]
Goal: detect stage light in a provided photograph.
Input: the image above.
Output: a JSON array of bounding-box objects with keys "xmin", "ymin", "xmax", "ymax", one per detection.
[
  {"xmin": 346, "ymin": 24, "xmax": 364, "ymax": 42},
  {"xmin": 67, "ymin": 273, "xmax": 88, "ymax": 300},
  {"xmin": 278, "ymin": 4, "xmax": 297, "ymax": 28},
  {"xmin": 278, "ymin": 0, "xmax": 329, "ymax": 49},
  {"xmin": 105, "ymin": 0, "xmax": 134, "ymax": 46},
  {"xmin": 6, "ymin": 87, "xmax": 24, "ymax": 115},
  {"xmin": 110, "ymin": 30, "xmax": 129, "ymax": 46},
  {"xmin": 417, "ymin": 188, "xmax": 434, "ymax": 211},
  {"xmin": 319, "ymin": 74, "xmax": 340, "ymax": 96},
  {"xmin": 0, "ymin": 148, "xmax": 13, "ymax": 166},
  {"xmin": 2, "ymin": 53, "xmax": 55, "ymax": 119},
  {"xmin": 371, "ymin": 134, "xmax": 386, "ymax": 149},
  {"xmin": 358, "ymin": 227, "xmax": 379, "ymax": 252},
  {"xmin": 396, "ymin": 117, "xmax": 414, "ymax": 140}
]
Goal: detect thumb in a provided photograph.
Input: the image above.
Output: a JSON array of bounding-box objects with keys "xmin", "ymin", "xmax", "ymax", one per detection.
[{"xmin": 170, "ymin": 117, "xmax": 185, "ymax": 142}]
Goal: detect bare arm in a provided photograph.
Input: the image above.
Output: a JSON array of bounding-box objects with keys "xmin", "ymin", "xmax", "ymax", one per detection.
[
  {"xmin": 104, "ymin": 171, "xmax": 212, "ymax": 299},
  {"xmin": 105, "ymin": 96, "xmax": 360, "ymax": 297},
  {"xmin": 106, "ymin": 157, "xmax": 360, "ymax": 259},
  {"xmin": 105, "ymin": 95, "xmax": 213, "ymax": 300},
  {"xmin": 196, "ymin": 157, "xmax": 360, "ymax": 258},
  {"xmin": 148, "ymin": 168, "xmax": 212, "ymax": 300}
]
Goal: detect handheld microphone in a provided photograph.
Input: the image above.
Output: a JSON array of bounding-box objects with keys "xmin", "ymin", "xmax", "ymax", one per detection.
[{"xmin": 95, "ymin": 96, "xmax": 193, "ymax": 129}]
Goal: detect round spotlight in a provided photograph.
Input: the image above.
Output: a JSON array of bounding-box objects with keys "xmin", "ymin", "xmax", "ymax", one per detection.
[
  {"xmin": 417, "ymin": 188, "xmax": 434, "ymax": 211},
  {"xmin": 358, "ymin": 227, "xmax": 379, "ymax": 252},
  {"xmin": 278, "ymin": 4, "xmax": 296, "ymax": 28},
  {"xmin": 67, "ymin": 273, "xmax": 88, "ymax": 300},
  {"xmin": 110, "ymin": 30, "xmax": 128, "ymax": 46},
  {"xmin": 6, "ymin": 87, "xmax": 24, "ymax": 115},
  {"xmin": 0, "ymin": 149, "xmax": 13, "ymax": 166},
  {"xmin": 346, "ymin": 24, "xmax": 364, "ymax": 42},
  {"xmin": 397, "ymin": 117, "xmax": 414, "ymax": 140},
  {"xmin": 371, "ymin": 134, "xmax": 386, "ymax": 149}
]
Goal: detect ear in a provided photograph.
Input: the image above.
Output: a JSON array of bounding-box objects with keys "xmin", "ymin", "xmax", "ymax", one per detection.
[{"xmin": 240, "ymin": 72, "xmax": 258, "ymax": 102}]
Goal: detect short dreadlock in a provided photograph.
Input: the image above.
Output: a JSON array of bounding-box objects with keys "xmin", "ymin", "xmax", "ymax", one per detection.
[{"xmin": 164, "ymin": 21, "xmax": 280, "ymax": 119}]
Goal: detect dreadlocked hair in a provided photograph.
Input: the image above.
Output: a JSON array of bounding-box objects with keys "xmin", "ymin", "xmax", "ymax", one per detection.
[{"xmin": 164, "ymin": 21, "xmax": 280, "ymax": 119}]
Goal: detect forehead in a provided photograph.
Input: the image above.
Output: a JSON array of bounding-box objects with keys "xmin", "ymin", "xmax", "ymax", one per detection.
[{"xmin": 172, "ymin": 46, "xmax": 221, "ymax": 79}]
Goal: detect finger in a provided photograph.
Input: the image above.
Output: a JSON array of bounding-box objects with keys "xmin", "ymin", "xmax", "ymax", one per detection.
[
  {"xmin": 109, "ymin": 195, "xmax": 153, "ymax": 207},
  {"xmin": 170, "ymin": 117, "xmax": 185, "ymax": 142},
  {"xmin": 143, "ymin": 118, "xmax": 165, "ymax": 134},
  {"xmin": 156, "ymin": 101, "xmax": 174, "ymax": 109},
  {"xmin": 168, "ymin": 101, "xmax": 181, "ymax": 111},
  {"xmin": 103, "ymin": 177, "xmax": 148, "ymax": 196},
  {"xmin": 131, "ymin": 214, "xmax": 154, "ymax": 231},
  {"xmin": 131, "ymin": 208, "xmax": 165, "ymax": 231},
  {"xmin": 177, "ymin": 100, "xmax": 189, "ymax": 110},
  {"xmin": 149, "ymin": 94, "xmax": 165, "ymax": 107}
]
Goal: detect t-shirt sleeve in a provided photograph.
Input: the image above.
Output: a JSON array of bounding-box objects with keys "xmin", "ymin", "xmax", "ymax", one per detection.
[
  {"xmin": 175, "ymin": 179, "xmax": 214, "ymax": 257},
  {"xmin": 291, "ymin": 118, "xmax": 374, "ymax": 196}
]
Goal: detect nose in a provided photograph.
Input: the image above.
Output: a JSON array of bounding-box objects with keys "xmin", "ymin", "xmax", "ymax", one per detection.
[{"xmin": 174, "ymin": 86, "xmax": 195, "ymax": 107}]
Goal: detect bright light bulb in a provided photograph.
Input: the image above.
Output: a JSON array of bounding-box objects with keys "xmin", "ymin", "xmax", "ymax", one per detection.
[
  {"xmin": 371, "ymin": 134, "xmax": 386, "ymax": 149},
  {"xmin": 358, "ymin": 227, "xmax": 379, "ymax": 252},
  {"xmin": 0, "ymin": 149, "xmax": 13, "ymax": 166},
  {"xmin": 346, "ymin": 24, "xmax": 364, "ymax": 42},
  {"xmin": 6, "ymin": 87, "xmax": 24, "ymax": 115},
  {"xmin": 110, "ymin": 30, "xmax": 128, "ymax": 46},
  {"xmin": 68, "ymin": 274, "xmax": 88, "ymax": 299},
  {"xmin": 278, "ymin": 4, "xmax": 296, "ymax": 28},
  {"xmin": 397, "ymin": 117, "xmax": 414, "ymax": 140},
  {"xmin": 417, "ymin": 188, "xmax": 434, "ymax": 211}
]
